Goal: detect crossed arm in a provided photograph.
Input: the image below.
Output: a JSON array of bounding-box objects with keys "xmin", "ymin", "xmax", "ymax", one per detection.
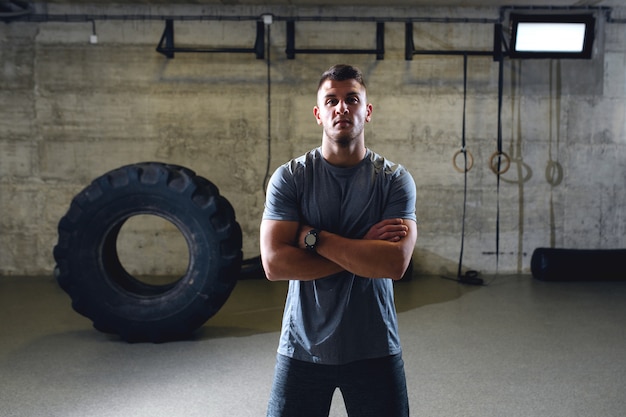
[{"xmin": 260, "ymin": 218, "xmax": 417, "ymax": 282}]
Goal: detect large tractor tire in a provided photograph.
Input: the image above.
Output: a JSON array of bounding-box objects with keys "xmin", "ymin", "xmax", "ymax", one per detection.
[{"xmin": 53, "ymin": 162, "xmax": 242, "ymax": 342}]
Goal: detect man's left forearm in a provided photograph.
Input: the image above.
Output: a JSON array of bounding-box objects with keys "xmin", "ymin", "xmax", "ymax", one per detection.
[{"xmin": 298, "ymin": 221, "xmax": 417, "ymax": 280}]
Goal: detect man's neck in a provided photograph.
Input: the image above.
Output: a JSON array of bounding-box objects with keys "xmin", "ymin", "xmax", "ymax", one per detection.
[{"xmin": 321, "ymin": 140, "xmax": 366, "ymax": 168}]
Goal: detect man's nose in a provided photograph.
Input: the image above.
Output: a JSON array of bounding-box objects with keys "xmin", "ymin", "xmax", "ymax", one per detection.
[{"xmin": 335, "ymin": 101, "xmax": 349, "ymax": 114}]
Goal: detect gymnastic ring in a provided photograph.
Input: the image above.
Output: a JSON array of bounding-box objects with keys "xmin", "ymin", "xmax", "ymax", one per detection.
[
  {"xmin": 452, "ymin": 149, "xmax": 474, "ymax": 173},
  {"xmin": 489, "ymin": 151, "xmax": 511, "ymax": 175},
  {"xmin": 545, "ymin": 160, "xmax": 564, "ymax": 186}
]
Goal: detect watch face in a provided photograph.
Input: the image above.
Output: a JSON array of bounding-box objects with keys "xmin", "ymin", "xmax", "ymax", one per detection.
[{"xmin": 304, "ymin": 233, "xmax": 317, "ymax": 246}]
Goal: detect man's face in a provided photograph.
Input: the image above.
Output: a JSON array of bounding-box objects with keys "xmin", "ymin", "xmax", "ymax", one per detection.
[{"xmin": 314, "ymin": 79, "xmax": 372, "ymax": 146}]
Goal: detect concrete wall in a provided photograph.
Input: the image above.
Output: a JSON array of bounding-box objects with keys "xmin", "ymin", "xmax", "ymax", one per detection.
[{"xmin": 1, "ymin": 3, "xmax": 625, "ymax": 277}]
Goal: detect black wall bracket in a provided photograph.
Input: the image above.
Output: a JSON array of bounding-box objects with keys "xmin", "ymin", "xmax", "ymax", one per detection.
[
  {"xmin": 405, "ymin": 22, "xmax": 497, "ymax": 60},
  {"xmin": 156, "ymin": 19, "xmax": 265, "ymax": 59},
  {"xmin": 286, "ymin": 20, "xmax": 385, "ymax": 60}
]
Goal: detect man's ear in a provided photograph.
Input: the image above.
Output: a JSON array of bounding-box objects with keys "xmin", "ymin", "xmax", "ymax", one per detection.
[
  {"xmin": 365, "ymin": 103, "xmax": 373, "ymax": 123},
  {"xmin": 313, "ymin": 106, "xmax": 323, "ymax": 125}
]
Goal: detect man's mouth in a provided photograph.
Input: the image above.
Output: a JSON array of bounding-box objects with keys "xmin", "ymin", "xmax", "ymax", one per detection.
[{"xmin": 334, "ymin": 118, "xmax": 352, "ymax": 127}]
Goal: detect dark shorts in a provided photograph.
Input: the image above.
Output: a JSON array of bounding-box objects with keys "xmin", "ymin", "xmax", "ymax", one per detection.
[{"xmin": 266, "ymin": 353, "xmax": 409, "ymax": 417}]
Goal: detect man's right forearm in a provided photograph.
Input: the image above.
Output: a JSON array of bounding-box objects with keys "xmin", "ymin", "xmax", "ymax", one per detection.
[
  {"xmin": 260, "ymin": 219, "xmax": 344, "ymax": 281},
  {"xmin": 263, "ymin": 244, "xmax": 344, "ymax": 281}
]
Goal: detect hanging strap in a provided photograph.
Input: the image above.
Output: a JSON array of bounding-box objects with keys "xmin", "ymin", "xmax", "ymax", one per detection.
[
  {"xmin": 456, "ymin": 54, "xmax": 469, "ymax": 279},
  {"xmin": 456, "ymin": 54, "xmax": 482, "ymax": 286},
  {"xmin": 495, "ymin": 50, "xmax": 504, "ymax": 273}
]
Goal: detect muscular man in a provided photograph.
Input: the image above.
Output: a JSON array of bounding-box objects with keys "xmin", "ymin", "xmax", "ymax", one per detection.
[{"xmin": 261, "ymin": 64, "xmax": 417, "ymax": 417}]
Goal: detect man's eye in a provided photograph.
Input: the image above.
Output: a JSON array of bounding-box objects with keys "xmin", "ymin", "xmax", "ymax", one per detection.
[
  {"xmin": 326, "ymin": 99, "xmax": 338, "ymax": 106},
  {"xmin": 347, "ymin": 97, "xmax": 359, "ymax": 104}
]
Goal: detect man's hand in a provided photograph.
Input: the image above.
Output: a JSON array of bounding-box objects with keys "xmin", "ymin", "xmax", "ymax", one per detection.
[{"xmin": 363, "ymin": 218, "xmax": 408, "ymax": 242}]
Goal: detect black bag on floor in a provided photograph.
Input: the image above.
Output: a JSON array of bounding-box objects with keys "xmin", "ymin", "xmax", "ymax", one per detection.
[{"xmin": 531, "ymin": 248, "xmax": 626, "ymax": 282}]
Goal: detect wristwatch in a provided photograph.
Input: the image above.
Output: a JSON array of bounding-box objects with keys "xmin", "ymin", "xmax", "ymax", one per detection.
[{"xmin": 304, "ymin": 229, "xmax": 320, "ymax": 251}]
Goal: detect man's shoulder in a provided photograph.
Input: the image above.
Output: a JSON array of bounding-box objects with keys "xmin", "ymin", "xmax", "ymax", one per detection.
[
  {"xmin": 366, "ymin": 149, "xmax": 411, "ymax": 178},
  {"xmin": 283, "ymin": 148, "xmax": 322, "ymax": 171}
]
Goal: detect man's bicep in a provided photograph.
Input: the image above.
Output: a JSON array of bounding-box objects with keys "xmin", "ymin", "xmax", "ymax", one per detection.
[
  {"xmin": 400, "ymin": 219, "xmax": 418, "ymax": 255},
  {"xmin": 260, "ymin": 219, "xmax": 311, "ymax": 281},
  {"xmin": 260, "ymin": 219, "xmax": 299, "ymax": 252}
]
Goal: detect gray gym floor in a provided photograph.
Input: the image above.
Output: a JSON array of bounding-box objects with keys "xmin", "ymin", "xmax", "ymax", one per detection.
[{"xmin": 1, "ymin": 273, "xmax": 625, "ymax": 417}]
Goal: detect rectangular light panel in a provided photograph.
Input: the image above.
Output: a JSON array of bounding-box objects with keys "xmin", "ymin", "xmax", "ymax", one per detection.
[
  {"xmin": 509, "ymin": 13, "xmax": 595, "ymax": 59},
  {"xmin": 515, "ymin": 22, "xmax": 587, "ymax": 52}
]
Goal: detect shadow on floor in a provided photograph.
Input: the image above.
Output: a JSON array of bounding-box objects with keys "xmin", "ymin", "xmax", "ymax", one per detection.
[
  {"xmin": 0, "ymin": 273, "xmax": 481, "ymax": 343},
  {"xmin": 198, "ymin": 274, "xmax": 481, "ymax": 340}
]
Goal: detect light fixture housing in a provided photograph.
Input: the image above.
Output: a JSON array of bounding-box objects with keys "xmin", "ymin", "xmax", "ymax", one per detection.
[{"xmin": 509, "ymin": 13, "xmax": 595, "ymax": 59}]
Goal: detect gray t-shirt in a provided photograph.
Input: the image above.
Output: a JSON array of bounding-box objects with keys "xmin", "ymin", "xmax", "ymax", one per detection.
[{"xmin": 263, "ymin": 147, "xmax": 417, "ymax": 365}]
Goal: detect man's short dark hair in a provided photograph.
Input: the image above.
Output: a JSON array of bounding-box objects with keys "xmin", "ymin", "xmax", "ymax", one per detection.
[{"xmin": 318, "ymin": 64, "xmax": 366, "ymax": 91}]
